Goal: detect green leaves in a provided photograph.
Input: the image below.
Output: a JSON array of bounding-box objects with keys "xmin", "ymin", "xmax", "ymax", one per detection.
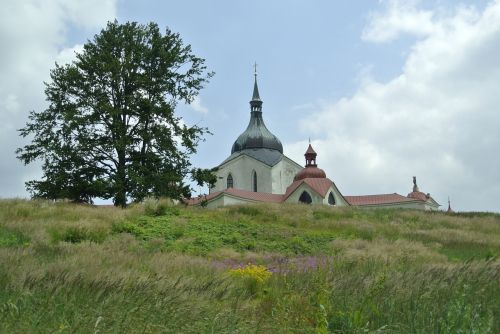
[{"xmin": 17, "ymin": 21, "xmax": 213, "ymax": 205}]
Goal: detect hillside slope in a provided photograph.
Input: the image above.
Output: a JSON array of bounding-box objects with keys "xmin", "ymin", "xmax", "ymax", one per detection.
[{"xmin": 1, "ymin": 199, "xmax": 499, "ymax": 333}]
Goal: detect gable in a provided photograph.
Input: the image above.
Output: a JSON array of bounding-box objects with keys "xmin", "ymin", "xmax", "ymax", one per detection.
[
  {"xmin": 282, "ymin": 178, "xmax": 348, "ymax": 205},
  {"xmin": 219, "ymin": 148, "xmax": 284, "ymax": 168}
]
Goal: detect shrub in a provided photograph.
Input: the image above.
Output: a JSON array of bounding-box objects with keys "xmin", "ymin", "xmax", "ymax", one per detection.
[
  {"xmin": 143, "ymin": 197, "xmax": 179, "ymax": 216},
  {"xmin": 0, "ymin": 227, "xmax": 30, "ymax": 247},
  {"xmin": 49, "ymin": 226, "xmax": 108, "ymax": 244}
]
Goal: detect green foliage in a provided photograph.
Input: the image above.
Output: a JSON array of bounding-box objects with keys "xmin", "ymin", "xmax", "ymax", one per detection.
[
  {"xmin": 16, "ymin": 21, "xmax": 213, "ymax": 206},
  {"xmin": 112, "ymin": 214, "xmax": 338, "ymax": 255},
  {"xmin": 142, "ymin": 197, "xmax": 179, "ymax": 216},
  {"xmin": 439, "ymin": 241, "xmax": 497, "ymax": 262},
  {"xmin": 49, "ymin": 226, "xmax": 108, "ymax": 244},
  {"xmin": 1, "ymin": 200, "xmax": 499, "ymax": 333},
  {"xmin": 0, "ymin": 227, "xmax": 29, "ymax": 247},
  {"xmin": 191, "ymin": 167, "xmax": 218, "ymax": 189}
]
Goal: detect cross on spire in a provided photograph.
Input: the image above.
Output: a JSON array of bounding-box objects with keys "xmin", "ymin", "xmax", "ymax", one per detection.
[{"xmin": 250, "ymin": 61, "xmax": 262, "ymax": 107}]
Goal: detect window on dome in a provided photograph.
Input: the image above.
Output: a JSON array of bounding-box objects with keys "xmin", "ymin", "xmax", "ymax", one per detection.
[
  {"xmin": 328, "ymin": 192, "xmax": 335, "ymax": 205},
  {"xmin": 252, "ymin": 171, "xmax": 257, "ymax": 192},
  {"xmin": 227, "ymin": 174, "xmax": 233, "ymax": 189},
  {"xmin": 299, "ymin": 191, "xmax": 312, "ymax": 204}
]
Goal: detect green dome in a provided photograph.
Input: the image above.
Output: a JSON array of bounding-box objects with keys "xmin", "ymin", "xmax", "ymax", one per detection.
[{"xmin": 231, "ymin": 74, "xmax": 283, "ymax": 154}]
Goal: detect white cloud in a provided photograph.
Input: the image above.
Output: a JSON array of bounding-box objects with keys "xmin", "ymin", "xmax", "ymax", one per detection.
[
  {"xmin": 190, "ymin": 96, "xmax": 209, "ymax": 114},
  {"xmin": 56, "ymin": 44, "xmax": 84, "ymax": 65},
  {"xmin": 295, "ymin": 1, "xmax": 500, "ymax": 211},
  {"xmin": 362, "ymin": 0, "xmax": 437, "ymax": 42},
  {"xmin": 0, "ymin": 0, "xmax": 117, "ymax": 198}
]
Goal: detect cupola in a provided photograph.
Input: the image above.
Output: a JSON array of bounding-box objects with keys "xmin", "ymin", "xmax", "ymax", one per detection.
[
  {"xmin": 231, "ymin": 67, "xmax": 283, "ymax": 154},
  {"xmin": 294, "ymin": 143, "xmax": 327, "ymax": 181}
]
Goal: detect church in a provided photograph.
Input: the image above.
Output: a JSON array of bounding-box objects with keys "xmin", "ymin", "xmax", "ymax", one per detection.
[{"xmin": 188, "ymin": 72, "xmax": 440, "ymax": 211}]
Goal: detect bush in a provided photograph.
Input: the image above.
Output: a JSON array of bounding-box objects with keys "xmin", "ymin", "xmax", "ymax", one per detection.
[
  {"xmin": 49, "ymin": 226, "xmax": 108, "ymax": 244},
  {"xmin": 143, "ymin": 197, "xmax": 179, "ymax": 216},
  {"xmin": 0, "ymin": 227, "xmax": 29, "ymax": 247}
]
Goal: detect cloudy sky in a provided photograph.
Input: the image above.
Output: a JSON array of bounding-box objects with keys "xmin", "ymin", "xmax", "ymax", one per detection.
[{"xmin": 1, "ymin": 0, "xmax": 498, "ymax": 211}]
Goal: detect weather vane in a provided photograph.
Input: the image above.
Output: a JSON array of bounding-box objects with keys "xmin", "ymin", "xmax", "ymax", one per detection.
[{"xmin": 253, "ymin": 62, "xmax": 258, "ymax": 76}]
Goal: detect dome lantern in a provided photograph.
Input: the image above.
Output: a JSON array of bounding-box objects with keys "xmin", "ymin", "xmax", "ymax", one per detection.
[{"xmin": 294, "ymin": 143, "xmax": 327, "ymax": 181}]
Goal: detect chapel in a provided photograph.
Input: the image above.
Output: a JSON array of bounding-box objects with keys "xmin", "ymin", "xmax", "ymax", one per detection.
[{"xmin": 188, "ymin": 72, "xmax": 440, "ymax": 210}]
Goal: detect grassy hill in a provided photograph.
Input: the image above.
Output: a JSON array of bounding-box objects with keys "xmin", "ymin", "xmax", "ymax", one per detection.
[{"xmin": 1, "ymin": 199, "xmax": 499, "ymax": 333}]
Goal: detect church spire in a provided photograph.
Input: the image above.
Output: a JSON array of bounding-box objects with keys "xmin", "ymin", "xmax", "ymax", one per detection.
[
  {"xmin": 250, "ymin": 62, "xmax": 263, "ymax": 112},
  {"xmin": 231, "ymin": 64, "xmax": 283, "ymax": 154},
  {"xmin": 447, "ymin": 197, "xmax": 454, "ymax": 213}
]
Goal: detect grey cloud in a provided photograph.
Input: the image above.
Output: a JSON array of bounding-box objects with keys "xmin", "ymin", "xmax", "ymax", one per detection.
[{"xmin": 0, "ymin": 0, "xmax": 117, "ymax": 198}]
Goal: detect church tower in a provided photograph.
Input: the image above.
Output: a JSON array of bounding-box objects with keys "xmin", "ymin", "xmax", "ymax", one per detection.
[
  {"xmin": 209, "ymin": 67, "xmax": 302, "ymax": 195},
  {"xmin": 231, "ymin": 69, "xmax": 283, "ymax": 154}
]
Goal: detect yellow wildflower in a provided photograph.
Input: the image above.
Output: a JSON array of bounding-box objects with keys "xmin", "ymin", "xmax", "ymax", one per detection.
[{"xmin": 229, "ymin": 264, "xmax": 272, "ymax": 284}]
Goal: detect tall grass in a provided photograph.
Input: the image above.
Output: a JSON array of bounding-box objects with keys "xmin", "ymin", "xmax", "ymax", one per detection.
[{"xmin": 0, "ymin": 199, "xmax": 499, "ymax": 333}]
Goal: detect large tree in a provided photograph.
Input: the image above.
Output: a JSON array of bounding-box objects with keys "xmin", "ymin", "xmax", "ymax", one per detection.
[{"xmin": 17, "ymin": 21, "xmax": 214, "ymax": 206}]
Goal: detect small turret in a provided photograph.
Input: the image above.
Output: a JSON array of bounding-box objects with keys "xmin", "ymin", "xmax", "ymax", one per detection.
[
  {"xmin": 294, "ymin": 142, "xmax": 326, "ymax": 181},
  {"xmin": 305, "ymin": 143, "xmax": 317, "ymax": 167}
]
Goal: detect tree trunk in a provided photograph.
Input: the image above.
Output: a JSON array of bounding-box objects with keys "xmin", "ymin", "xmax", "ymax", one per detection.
[{"xmin": 114, "ymin": 148, "xmax": 127, "ymax": 207}]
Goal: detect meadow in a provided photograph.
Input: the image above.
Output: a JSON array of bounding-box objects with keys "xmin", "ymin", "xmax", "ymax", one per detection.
[{"xmin": 0, "ymin": 199, "xmax": 499, "ymax": 333}]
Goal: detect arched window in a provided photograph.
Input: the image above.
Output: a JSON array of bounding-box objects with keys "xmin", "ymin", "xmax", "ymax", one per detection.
[
  {"xmin": 252, "ymin": 171, "xmax": 257, "ymax": 192},
  {"xmin": 299, "ymin": 191, "xmax": 312, "ymax": 204},
  {"xmin": 227, "ymin": 174, "xmax": 233, "ymax": 189},
  {"xmin": 328, "ymin": 192, "xmax": 335, "ymax": 205}
]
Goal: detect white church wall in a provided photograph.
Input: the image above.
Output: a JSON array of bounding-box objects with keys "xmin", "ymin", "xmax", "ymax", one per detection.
[
  {"xmin": 206, "ymin": 195, "xmax": 225, "ymax": 209},
  {"xmin": 424, "ymin": 202, "xmax": 440, "ymax": 211},
  {"xmin": 321, "ymin": 185, "xmax": 349, "ymax": 206},
  {"xmin": 205, "ymin": 194, "xmax": 259, "ymax": 207},
  {"xmin": 211, "ymin": 155, "xmax": 273, "ymax": 193},
  {"xmin": 271, "ymin": 156, "xmax": 303, "ymax": 194}
]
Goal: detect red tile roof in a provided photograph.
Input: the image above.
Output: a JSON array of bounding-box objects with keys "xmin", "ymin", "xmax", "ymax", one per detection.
[
  {"xmin": 407, "ymin": 191, "xmax": 430, "ymax": 201},
  {"xmin": 305, "ymin": 144, "xmax": 316, "ymax": 155},
  {"xmin": 188, "ymin": 178, "xmax": 335, "ymax": 206},
  {"xmin": 294, "ymin": 166, "xmax": 327, "ymax": 181},
  {"xmin": 344, "ymin": 193, "xmax": 418, "ymax": 206},
  {"xmin": 184, "ymin": 190, "xmax": 223, "ymax": 205},
  {"xmin": 186, "ymin": 188, "xmax": 284, "ymax": 205},
  {"xmin": 284, "ymin": 178, "xmax": 334, "ymax": 199},
  {"xmin": 187, "ymin": 185, "xmax": 434, "ymax": 208},
  {"xmin": 304, "ymin": 178, "xmax": 334, "ymax": 197}
]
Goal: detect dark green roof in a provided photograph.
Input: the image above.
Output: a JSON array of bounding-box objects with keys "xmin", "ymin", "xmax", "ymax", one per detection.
[
  {"xmin": 252, "ymin": 75, "xmax": 261, "ymax": 101},
  {"xmin": 231, "ymin": 74, "xmax": 283, "ymax": 154}
]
